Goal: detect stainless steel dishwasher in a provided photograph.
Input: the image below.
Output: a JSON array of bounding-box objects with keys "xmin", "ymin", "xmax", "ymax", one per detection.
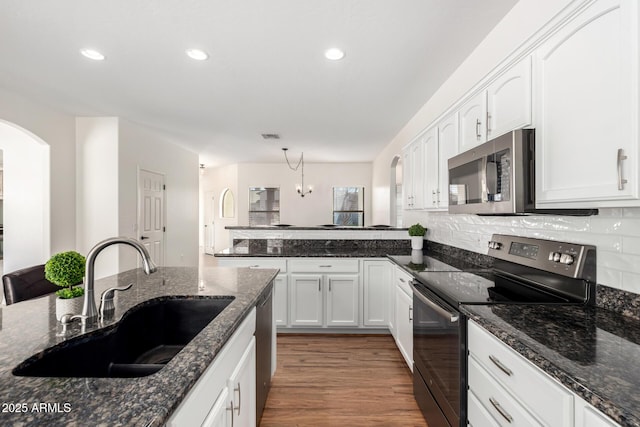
[{"xmin": 255, "ymin": 284, "xmax": 273, "ymax": 423}]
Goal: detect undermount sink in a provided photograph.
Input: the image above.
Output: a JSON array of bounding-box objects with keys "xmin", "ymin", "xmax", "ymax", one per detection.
[{"xmin": 13, "ymin": 296, "xmax": 235, "ymax": 378}]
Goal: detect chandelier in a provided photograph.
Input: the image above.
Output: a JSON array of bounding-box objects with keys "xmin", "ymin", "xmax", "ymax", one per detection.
[{"xmin": 282, "ymin": 148, "xmax": 312, "ymax": 197}]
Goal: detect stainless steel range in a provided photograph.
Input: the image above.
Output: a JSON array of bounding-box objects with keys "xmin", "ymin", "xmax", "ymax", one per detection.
[{"xmin": 393, "ymin": 234, "xmax": 596, "ymax": 427}]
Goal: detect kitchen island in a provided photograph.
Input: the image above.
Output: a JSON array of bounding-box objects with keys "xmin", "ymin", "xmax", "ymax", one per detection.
[{"xmin": 0, "ymin": 265, "xmax": 278, "ymax": 426}]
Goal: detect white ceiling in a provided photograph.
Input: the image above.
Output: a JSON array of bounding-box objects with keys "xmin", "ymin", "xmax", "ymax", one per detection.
[{"xmin": 0, "ymin": 0, "xmax": 518, "ymax": 167}]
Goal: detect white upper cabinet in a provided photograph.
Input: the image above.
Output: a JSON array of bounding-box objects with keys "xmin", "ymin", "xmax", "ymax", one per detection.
[
  {"xmin": 458, "ymin": 56, "xmax": 532, "ymax": 153},
  {"xmin": 486, "ymin": 56, "xmax": 532, "ymax": 140},
  {"xmin": 423, "ymin": 126, "xmax": 439, "ymax": 209},
  {"xmin": 459, "ymin": 91, "xmax": 488, "ymax": 152},
  {"xmin": 534, "ymin": 0, "xmax": 639, "ymax": 207},
  {"xmin": 403, "ymin": 137, "xmax": 424, "ymax": 210}
]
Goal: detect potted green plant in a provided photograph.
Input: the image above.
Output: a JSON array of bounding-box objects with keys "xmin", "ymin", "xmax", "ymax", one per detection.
[
  {"xmin": 408, "ymin": 223, "xmax": 427, "ymax": 250},
  {"xmin": 45, "ymin": 251, "xmax": 86, "ymax": 320}
]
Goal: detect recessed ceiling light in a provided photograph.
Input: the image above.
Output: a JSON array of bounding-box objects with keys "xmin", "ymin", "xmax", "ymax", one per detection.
[
  {"xmin": 80, "ymin": 48, "xmax": 105, "ymax": 61},
  {"xmin": 186, "ymin": 49, "xmax": 209, "ymax": 61},
  {"xmin": 324, "ymin": 47, "xmax": 345, "ymax": 61}
]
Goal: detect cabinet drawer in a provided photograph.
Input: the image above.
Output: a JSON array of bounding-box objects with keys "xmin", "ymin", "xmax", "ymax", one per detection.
[
  {"xmin": 218, "ymin": 257, "xmax": 287, "ymax": 272},
  {"xmin": 468, "ymin": 389, "xmax": 500, "ymax": 427},
  {"xmin": 468, "ymin": 321, "xmax": 573, "ymax": 426},
  {"xmin": 289, "ymin": 258, "xmax": 359, "ymax": 273},
  {"xmin": 395, "ymin": 267, "xmax": 413, "ymax": 296},
  {"xmin": 468, "ymin": 357, "xmax": 542, "ymax": 427}
]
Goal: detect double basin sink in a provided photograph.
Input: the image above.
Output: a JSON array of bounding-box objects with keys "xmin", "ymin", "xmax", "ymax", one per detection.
[{"xmin": 13, "ymin": 296, "xmax": 235, "ymax": 378}]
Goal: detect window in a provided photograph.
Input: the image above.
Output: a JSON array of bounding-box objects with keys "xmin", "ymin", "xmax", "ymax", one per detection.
[
  {"xmin": 220, "ymin": 188, "xmax": 235, "ymax": 218},
  {"xmin": 333, "ymin": 187, "xmax": 364, "ymax": 226},
  {"xmin": 249, "ymin": 187, "xmax": 280, "ymax": 226}
]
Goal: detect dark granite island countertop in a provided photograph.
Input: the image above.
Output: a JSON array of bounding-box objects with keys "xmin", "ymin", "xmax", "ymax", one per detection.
[
  {"xmin": 0, "ymin": 266, "xmax": 278, "ymax": 426},
  {"xmin": 463, "ymin": 304, "xmax": 640, "ymax": 427}
]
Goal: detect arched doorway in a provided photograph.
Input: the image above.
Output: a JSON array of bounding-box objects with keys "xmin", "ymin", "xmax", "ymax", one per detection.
[
  {"xmin": 390, "ymin": 155, "xmax": 402, "ymax": 227},
  {"xmin": 0, "ymin": 120, "xmax": 50, "ymax": 276}
]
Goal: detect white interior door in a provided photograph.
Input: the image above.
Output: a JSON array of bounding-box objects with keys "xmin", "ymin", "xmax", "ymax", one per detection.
[
  {"xmin": 138, "ymin": 169, "xmax": 165, "ymax": 266},
  {"xmin": 204, "ymin": 191, "xmax": 215, "ymax": 255}
]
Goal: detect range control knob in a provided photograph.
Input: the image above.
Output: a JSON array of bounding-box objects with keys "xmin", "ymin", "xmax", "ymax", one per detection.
[
  {"xmin": 559, "ymin": 254, "xmax": 575, "ymax": 265},
  {"xmin": 548, "ymin": 252, "xmax": 561, "ymax": 262},
  {"xmin": 488, "ymin": 241, "xmax": 502, "ymax": 250}
]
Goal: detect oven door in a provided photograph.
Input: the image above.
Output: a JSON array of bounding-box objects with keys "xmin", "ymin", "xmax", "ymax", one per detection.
[{"xmin": 412, "ymin": 281, "xmax": 464, "ymax": 427}]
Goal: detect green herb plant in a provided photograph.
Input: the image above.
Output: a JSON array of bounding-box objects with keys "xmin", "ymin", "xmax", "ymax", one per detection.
[
  {"xmin": 408, "ymin": 223, "xmax": 427, "ymax": 237},
  {"xmin": 45, "ymin": 251, "xmax": 86, "ymax": 299}
]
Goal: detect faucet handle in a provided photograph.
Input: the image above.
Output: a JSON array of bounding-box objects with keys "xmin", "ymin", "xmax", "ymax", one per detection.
[
  {"xmin": 58, "ymin": 313, "xmax": 89, "ymax": 335},
  {"xmin": 99, "ymin": 283, "xmax": 133, "ymax": 319}
]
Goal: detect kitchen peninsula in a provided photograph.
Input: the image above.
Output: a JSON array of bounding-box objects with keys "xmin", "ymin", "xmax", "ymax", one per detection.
[{"xmin": 0, "ymin": 265, "xmax": 278, "ymax": 426}]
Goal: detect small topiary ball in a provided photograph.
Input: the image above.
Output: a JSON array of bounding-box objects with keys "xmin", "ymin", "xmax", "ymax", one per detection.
[{"xmin": 45, "ymin": 251, "xmax": 86, "ymax": 288}]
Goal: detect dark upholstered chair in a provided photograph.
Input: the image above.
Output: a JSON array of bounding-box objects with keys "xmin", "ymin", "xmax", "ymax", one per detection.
[{"xmin": 2, "ymin": 264, "xmax": 59, "ymax": 305}]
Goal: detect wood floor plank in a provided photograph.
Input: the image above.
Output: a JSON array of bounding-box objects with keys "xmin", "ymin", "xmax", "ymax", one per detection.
[{"xmin": 259, "ymin": 334, "xmax": 428, "ymax": 427}]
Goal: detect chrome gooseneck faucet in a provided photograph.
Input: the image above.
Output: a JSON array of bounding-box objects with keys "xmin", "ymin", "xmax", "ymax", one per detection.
[{"xmin": 81, "ymin": 237, "xmax": 158, "ymax": 324}]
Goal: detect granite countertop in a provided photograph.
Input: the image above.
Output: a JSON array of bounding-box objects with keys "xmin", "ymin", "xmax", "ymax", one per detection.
[
  {"xmin": 215, "ymin": 246, "xmax": 405, "ymax": 258},
  {"xmin": 0, "ymin": 266, "xmax": 278, "ymax": 426},
  {"xmin": 463, "ymin": 304, "xmax": 640, "ymax": 427},
  {"xmin": 225, "ymin": 225, "xmax": 407, "ymax": 230}
]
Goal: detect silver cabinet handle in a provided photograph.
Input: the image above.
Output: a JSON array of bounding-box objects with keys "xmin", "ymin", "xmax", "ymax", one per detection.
[
  {"xmin": 489, "ymin": 397, "xmax": 513, "ymax": 423},
  {"xmin": 486, "ymin": 112, "xmax": 492, "ymax": 134},
  {"xmin": 436, "ymin": 189, "xmax": 440, "ymax": 205},
  {"xmin": 234, "ymin": 383, "xmax": 241, "ymax": 415},
  {"xmin": 432, "ymin": 190, "xmax": 436, "ymax": 206},
  {"xmin": 399, "ymin": 277, "xmax": 406, "ymax": 283},
  {"xmin": 319, "ymin": 265, "xmax": 332, "ymax": 268},
  {"xmin": 476, "ymin": 119, "xmax": 482, "ymax": 139},
  {"xmin": 140, "ymin": 236, "xmax": 149, "ymax": 240},
  {"xmin": 249, "ymin": 265, "xmax": 260, "ymax": 268},
  {"xmin": 227, "ymin": 401, "xmax": 235, "ymax": 427},
  {"xmin": 618, "ymin": 148, "xmax": 628, "ymax": 190},
  {"xmin": 489, "ymin": 355, "xmax": 513, "ymax": 376},
  {"xmin": 409, "ymin": 306, "xmax": 413, "ymax": 321}
]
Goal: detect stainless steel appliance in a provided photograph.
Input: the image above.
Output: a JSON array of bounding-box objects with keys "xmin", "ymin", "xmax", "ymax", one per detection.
[
  {"xmin": 447, "ymin": 129, "xmax": 596, "ymax": 215},
  {"xmin": 393, "ymin": 234, "xmax": 596, "ymax": 427}
]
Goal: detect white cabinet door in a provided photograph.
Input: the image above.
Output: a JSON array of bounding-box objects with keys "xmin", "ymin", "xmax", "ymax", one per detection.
[
  {"xmin": 395, "ymin": 285, "xmax": 413, "ymax": 370},
  {"xmin": 228, "ymin": 338, "xmax": 256, "ymax": 427},
  {"xmin": 403, "ymin": 138, "xmax": 425, "ymax": 210},
  {"xmin": 273, "ymin": 275, "xmax": 288, "ymax": 326},
  {"xmin": 201, "ymin": 387, "xmax": 230, "ymax": 427},
  {"xmin": 363, "ymin": 260, "xmax": 391, "ymax": 327},
  {"xmin": 437, "ymin": 112, "xmax": 459, "ymax": 209},
  {"xmin": 459, "ymin": 91, "xmax": 488, "ymax": 152},
  {"xmin": 486, "ymin": 56, "xmax": 532, "ymax": 140},
  {"xmin": 289, "ymin": 274, "xmax": 323, "ymax": 326},
  {"xmin": 325, "ymin": 274, "xmax": 359, "ymax": 327},
  {"xmin": 402, "ymin": 147, "xmax": 414, "ymax": 210},
  {"xmin": 575, "ymin": 396, "xmax": 621, "ymax": 427},
  {"xmin": 423, "ymin": 127, "xmax": 439, "ymax": 210},
  {"xmin": 535, "ymin": 0, "xmax": 639, "ymax": 206}
]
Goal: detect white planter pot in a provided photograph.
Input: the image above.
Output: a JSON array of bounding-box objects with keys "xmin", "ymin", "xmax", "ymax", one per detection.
[
  {"xmin": 411, "ymin": 236, "xmax": 424, "ymax": 250},
  {"xmin": 55, "ymin": 296, "xmax": 84, "ymax": 321}
]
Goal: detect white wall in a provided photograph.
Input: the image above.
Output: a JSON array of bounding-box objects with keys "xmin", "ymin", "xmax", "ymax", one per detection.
[
  {"xmin": 237, "ymin": 162, "xmax": 372, "ymax": 227},
  {"xmin": 199, "ymin": 164, "xmax": 239, "ymax": 252},
  {"xmin": 0, "ymin": 87, "xmax": 76, "ymax": 258},
  {"xmin": 76, "ymin": 117, "xmax": 120, "ymax": 277},
  {"xmin": 371, "ymin": 0, "xmax": 640, "ymax": 293},
  {"xmin": 119, "ymin": 120, "xmax": 200, "ymax": 269},
  {"xmin": 0, "ymin": 122, "xmax": 49, "ymax": 273}
]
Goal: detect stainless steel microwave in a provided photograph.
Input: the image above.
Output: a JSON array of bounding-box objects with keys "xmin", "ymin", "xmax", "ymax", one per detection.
[
  {"xmin": 448, "ymin": 129, "xmax": 536, "ymax": 215},
  {"xmin": 448, "ymin": 129, "xmax": 597, "ymax": 215}
]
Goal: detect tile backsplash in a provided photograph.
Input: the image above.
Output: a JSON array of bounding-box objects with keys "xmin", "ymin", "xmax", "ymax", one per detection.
[{"xmin": 404, "ymin": 208, "xmax": 640, "ymax": 295}]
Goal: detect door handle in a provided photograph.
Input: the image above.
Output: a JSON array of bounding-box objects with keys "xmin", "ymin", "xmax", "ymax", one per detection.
[
  {"xmin": 618, "ymin": 148, "xmax": 628, "ymax": 190},
  {"xmin": 140, "ymin": 236, "xmax": 149, "ymax": 240}
]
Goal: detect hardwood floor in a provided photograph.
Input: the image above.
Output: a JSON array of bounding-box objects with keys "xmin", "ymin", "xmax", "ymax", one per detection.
[{"xmin": 259, "ymin": 334, "xmax": 428, "ymax": 427}]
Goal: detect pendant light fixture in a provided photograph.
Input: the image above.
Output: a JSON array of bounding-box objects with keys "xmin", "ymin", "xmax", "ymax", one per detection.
[{"xmin": 282, "ymin": 148, "xmax": 312, "ymax": 197}]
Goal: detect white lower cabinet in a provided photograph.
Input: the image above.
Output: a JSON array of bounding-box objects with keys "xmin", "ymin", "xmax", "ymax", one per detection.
[
  {"xmin": 289, "ymin": 274, "xmax": 323, "ymax": 326},
  {"xmin": 575, "ymin": 396, "xmax": 620, "ymax": 427},
  {"xmin": 216, "ymin": 258, "xmax": 287, "ymax": 327},
  {"xmin": 168, "ymin": 309, "xmax": 256, "ymax": 427},
  {"xmin": 228, "ymin": 338, "xmax": 256, "ymax": 427},
  {"xmin": 468, "ymin": 320, "xmax": 621, "ymax": 427},
  {"xmin": 362, "ymin": 260, "xmax": 392, "ymax": 327},
  {"xmin": 394, "ymin": 267, "xmax": 413, "ymax": 370}
]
